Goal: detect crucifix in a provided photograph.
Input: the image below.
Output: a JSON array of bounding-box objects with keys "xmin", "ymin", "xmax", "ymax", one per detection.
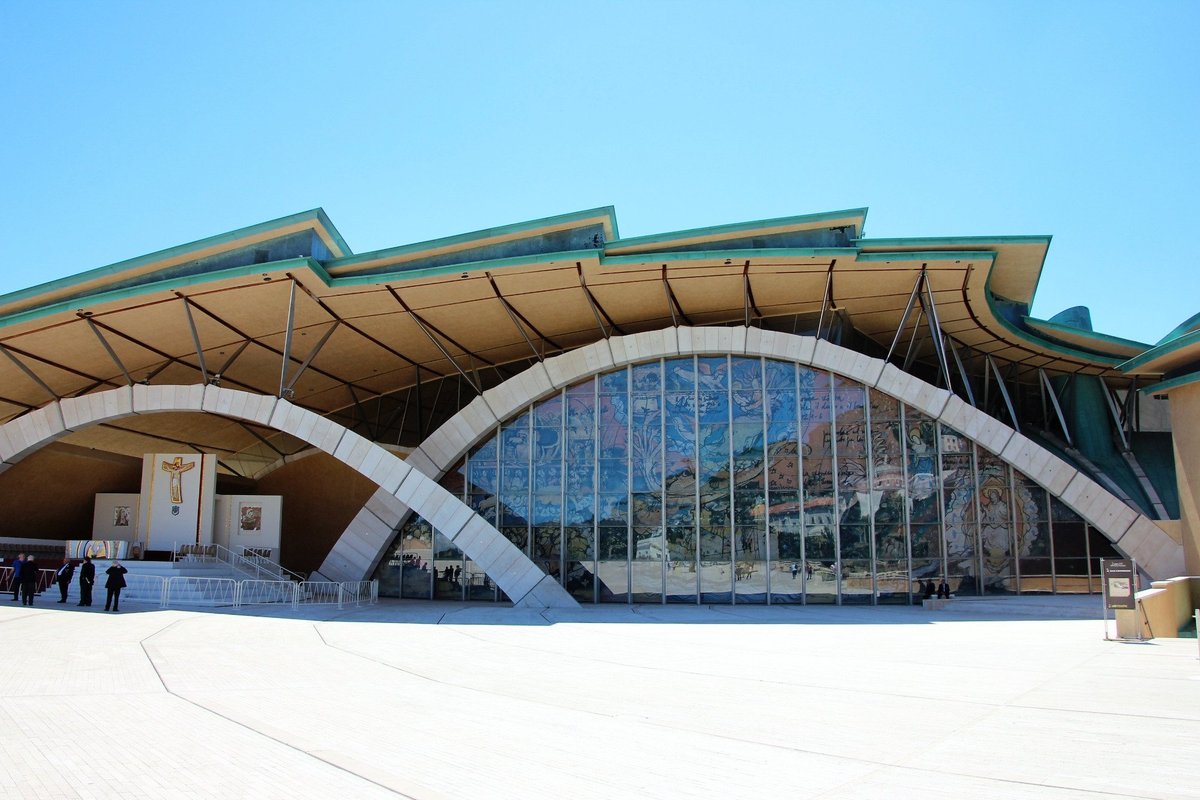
[{"xmin": 160, "ymin": 456, "xmax": 196, "ymax": 504}]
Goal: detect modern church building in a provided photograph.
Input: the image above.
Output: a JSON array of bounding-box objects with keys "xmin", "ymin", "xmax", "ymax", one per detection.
[{"xmin": 1, "ymin": 206, "xmax": 1197, "ymax": 609}]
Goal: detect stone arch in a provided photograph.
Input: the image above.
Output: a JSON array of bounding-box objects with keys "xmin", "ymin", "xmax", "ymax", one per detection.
[
  {"xmin": 0, "ymin": 383, "xmax": 577, "ymax": 609},
  {"xmin": 342, "ymin": 325, "xmax": 1181, "ymax": 586}
]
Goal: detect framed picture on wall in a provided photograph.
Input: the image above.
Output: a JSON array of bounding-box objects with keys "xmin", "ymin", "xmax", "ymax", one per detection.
[
  {"xmin": 113, "ymin": 506, "xmax": 131, "ymax": 527},
  {"xmin": 238, "ymin": 503, "xmax": 263, "ymax": 533}
]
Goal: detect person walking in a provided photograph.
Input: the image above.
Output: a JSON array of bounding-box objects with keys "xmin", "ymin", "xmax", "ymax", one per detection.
[
  {"xmin": 19, "ymin": 555, "xmax": 38, "ymax": 606},
  {"xmin": 10, "ymin": 553, "xmax": 24, "ymax": 601},
  {"xmin": 104, "ymin": 560, "xmax": 128, "ymax": 612},
  {"xmin": 77, "ymin": 556, "xmax": 95, "ymax": 607},
  {"xmin": 55, "ymin": 559, "xmax": 75, "ymax": 603}
]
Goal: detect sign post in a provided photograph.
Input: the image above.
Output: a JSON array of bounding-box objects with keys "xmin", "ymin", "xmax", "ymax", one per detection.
[{"xmin": 1100, "ymin": 558, "xmax": 1137, "ymax": 640}]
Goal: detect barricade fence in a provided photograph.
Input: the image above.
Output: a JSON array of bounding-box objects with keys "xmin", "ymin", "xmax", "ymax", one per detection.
[
  {"xmin": 123, "ymin": 574, "xmax": 168, "ymax": 607},
  {"xmin": 239, "ymin": 579, "xmax": 298, "ymax": 607},
  {"xmin": 166, "ymin": 576, "xmax": 239, "ymax": 607},
  {"xmin": 1, "ymin": 567, "xmax": 61, "ymax": 595},
  {"xmin": 1, "ymin": 566, "xmax": 377, "ymax": 611}
]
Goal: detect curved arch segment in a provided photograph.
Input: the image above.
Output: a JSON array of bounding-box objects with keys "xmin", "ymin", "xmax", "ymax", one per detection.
[
  {"xmin": 353, "ymin": 325, "xmax": 1182, "ymax": 586},
  {"xmin": 0, "ymin": 384, "xmax": 577, "ymax": 609}
]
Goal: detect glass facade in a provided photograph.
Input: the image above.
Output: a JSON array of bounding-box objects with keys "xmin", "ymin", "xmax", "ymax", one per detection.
[{"xmin": 373, "ymin": 355, "xmax": 1123, "ymax": 603}]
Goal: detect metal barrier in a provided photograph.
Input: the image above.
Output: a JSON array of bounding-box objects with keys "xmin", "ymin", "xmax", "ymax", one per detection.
[
  {"xmin": 296, "ymin": 581, "xmax": 344, "ymax": 608},
  {"xmin": 166, "ymin": 576, "xmax": 239, "ymax": 607},
  {"xmin": 339, "ymin": 581, "xmax": 375, "ymax": 607},
  {"xmin": 5, "ymin": 567, "xmax": 377, "ymax": 611},
  {"xmin": 238, "ymin": 579, "xmax": 297, "ymax": 607},
  {"xmin": 122, "ymin": 574, "xmax": 168, "ymax": 607},
  {"xmin": 0, "ymin": 567, "xmax": 59, "ymax": 596}
]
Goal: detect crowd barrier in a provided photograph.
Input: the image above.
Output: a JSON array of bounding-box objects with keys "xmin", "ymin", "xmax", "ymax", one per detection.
[{"xmin": 2, "ymin": 565, "xmax": 377, "ymax": 611}]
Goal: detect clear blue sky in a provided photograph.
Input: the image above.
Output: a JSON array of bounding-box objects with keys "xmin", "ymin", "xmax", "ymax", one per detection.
[{"xmin": 2, "ymin": 1, "xmax": 1196, "ymax": 344}]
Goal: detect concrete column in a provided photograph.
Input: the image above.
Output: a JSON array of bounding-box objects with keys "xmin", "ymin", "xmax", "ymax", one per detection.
[{"xmin": 1168, "ymin": 383, "xmax": 1200, "ymax": 574}]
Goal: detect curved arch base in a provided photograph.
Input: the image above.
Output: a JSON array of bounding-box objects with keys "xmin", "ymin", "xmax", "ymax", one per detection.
[
  {"xmin": 0, "ymin": 384, "xmax": 577, "ymax": 610},
  {"xmin": 344, "ymin": 326, "xmax": 1182, "ymax": 592}
]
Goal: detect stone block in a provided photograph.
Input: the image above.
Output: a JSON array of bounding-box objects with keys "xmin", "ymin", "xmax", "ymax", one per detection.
[
  {"xmin": 403, "ymin": 448, "xmax": 439, "ymax": 479},
  {"xmin": 837, "ymin": 349, "xmax": 885, "ymax": 387},
  {"xmin": 754, "ymin": 329, "xmax": 789, "ymax": 362},
  {"xmin": 581, "ymin": 339, "xmax": 616, "ymax": 375},
  {"xmin": 1001, "ymin": 434, "xmax": 1041, "ymax": 474},
  {"xmin": 393, "ymin": 469, "xmax": 437, "ymax": 511},
  {"xmin": 1115, "ymin": 516, "xmax": 1157, "ymax": 556},
  {"xmin": 633, "ymin": 327, "xmax": 678, "ymax": 361},
  {"xmin": 422, "ymin": 485, "xmax": 473, "ymax": 538},
  {"xmin": 60, "ymin": 387, "xmax": 134, "ymax": 430},
  {"xmin": 459, "ymin": 396, "xmax": 500, "ymax": 442},
  {"xmin": 1140, "ymin": 543, "xmax": 1185, "ymax": 581},
  {"xmin": 689, "ymin": 327, "xmax": 719, "ymax": 354},
  {"xmin": 498, "ymin": 563, "xmax": 544, "ymax": 604},
  {"xmin": 0, "ymin": 404, "xmax": 67, "ymax": 463},
  {"xmin": 484, "ymin": 541, "xmax": 526, "ymax": 584},
  {"xmin": 902, "ymin": 376, "xmax": 952, "ymax": 419},
  {"xmin": 1035, "ymin": 455, "xmax": 1077, "ymax": 497},
  {"xmin": 365, "ymin": 489, "xmax": 409, "ymax": 527},
  {"xmin": 203, "ymin": 387, "xmax": 276, "ymax": 426},
  {"xmin": 481, "ymin": 377, "xmax": 522, "ymax": 423},
  {"xmin": 809, "ymin": 339, "xmax": 841, "ymax": 373},
  {"xmin": 727, "ymin": 326, "xmax": 747, "ymax": 355},
  {"xmin": 333, "ymin": 430, "xmax": 376, "ymax": 473},
  {"xmin": 938, "ymin": 395, "xmax": 971, "ymax": 435},
  {"xmin": 448, "ymin": 513, "xmax": 490, "ymax": 553},
  {"xmin": 349, "ymin": 508, "xmax": 394, "ymax": 546},
  {"xmin": 514, "ymin": 574, "xmax": 578, "ymax": 608},
  {"xmin": 268, "ymin": 401, "xmax": 303, "ymax": 437},
  {"xmin": 1092, "ymin": 496, "xmax": 1139, "ymax": 541},
  {"xmin": 305, "ymin": 415, "xmax": 346, "ymax": 455},
  {"xmin": 744, "ymin": 326, "xmax": 765, "ymax": 356},
  {"xmin": 545, "ymin": 347, "xmax": 590, "ymax": 389},
  {"xmin": 468, "ymin": 525, "xmax": 512, "ymax": 572},
  {"xmin": 675, "ymin": 326, "xmax": 700, "ymax": 355},
  {"xmin": 1059, "ymin": 474, "xmax": 1124, "ymax": 532},
  {"xmin": 354, "ymin": 443, "xmax": 388, "ymax": 482},
  {"xmin": 364, "ymin": 452, "xmax": 411, "ymax": 494},
  {"xmin": 873, "ymin": 363, "xmax": 910, "ymax": 400},
  {"xmin": 968, "ymin": 410, "xmax": 1014, "ymax": 456},
  {"xmin": 791, "ymin": 335, "xmax": 817, "ymax": 365},
  {"xmin": 319, "ymin": 549, "xmax": 362, "ymax": 582},
  {"xmin": 519, "ymin": 361, "xmax": 554, "ymax": 403},
  {"xmin": 134, "ymin": 383, "xmax": 204, "ymax": 414}
]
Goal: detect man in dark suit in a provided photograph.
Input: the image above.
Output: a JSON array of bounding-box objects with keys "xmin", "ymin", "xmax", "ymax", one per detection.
[
  {"xmin": 10, "ymin": 553, "xmax": 24, "ymax": 601},
  {"xmin": 104, "ymin": 560, "xmax": 128, "ymax": 612},
  {"xmin": 77, "ymin": 556, "xmax": 95, "ymax": 607},
  {"xmin": 55, "ymin": 559, "xmax": 75, "ymax": 603},
  {"xmin": 19, "ymin": 556, "xmax": 38, "ymax": 606}
]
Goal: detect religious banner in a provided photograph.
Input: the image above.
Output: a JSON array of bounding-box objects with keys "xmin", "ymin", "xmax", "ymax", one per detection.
[
  {"xmin": 137, "ymin": 453, "xmax": 217, "ymax": 554},
  {"xmin": 66, "ymin": 540, "xmax": 131, "ymax": 559},
  {"xmin": 92, "ymin": 493, "xmax": 140, "ymax": 541},
  {"xmin": 212, "ymin": 494, "xmax": 282, "ymax": 556}
]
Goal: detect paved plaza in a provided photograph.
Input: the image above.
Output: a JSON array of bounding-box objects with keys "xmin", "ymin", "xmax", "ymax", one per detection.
[{"xmin": 1, "ymin": 596, "xmax": 1197, "ymax": 799}]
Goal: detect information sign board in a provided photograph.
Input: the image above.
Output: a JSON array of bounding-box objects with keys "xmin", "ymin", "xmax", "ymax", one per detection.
[{"xmin": 1101, "ymin": 558, "xmax": 1136, "ymax": 610}]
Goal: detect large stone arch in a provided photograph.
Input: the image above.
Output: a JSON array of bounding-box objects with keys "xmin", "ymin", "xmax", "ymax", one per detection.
[
  {"xmin": 339, "ymin": 325, "xmax": 1182, "ymax": 586},
  {"xmin": 0, "ymin": 383, "xmax": 577, "ymax": 609}
]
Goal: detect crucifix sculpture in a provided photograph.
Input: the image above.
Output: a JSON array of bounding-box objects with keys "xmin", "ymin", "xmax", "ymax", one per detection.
[{"xmin": 160, "ymin": 456, "xmax": 196, "ymax": 504}]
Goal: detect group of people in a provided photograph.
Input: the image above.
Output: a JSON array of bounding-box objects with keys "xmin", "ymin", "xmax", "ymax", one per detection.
[
  {"xmin": 919, "ymin": 578, "xmax": 952, "ymax": 600},
  {"xmin": 5, "ymin": 553, "xmax": 129, "ymax": 611}
]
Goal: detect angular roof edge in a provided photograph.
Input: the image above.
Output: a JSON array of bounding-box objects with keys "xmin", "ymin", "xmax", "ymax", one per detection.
[
  {"xmin": 325, "ymin": 207, "xmax": 618, "ymax": 274},
  {"xmin": 605, "ymin": 208, "xmax": 868, "ymax": 254},
  {"xmin": 0, "ymin": 208, "xmax": 349, "ymax": 318}
]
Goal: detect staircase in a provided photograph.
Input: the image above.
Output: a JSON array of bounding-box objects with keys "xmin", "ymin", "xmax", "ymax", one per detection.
[{"xmin": 91, "ymin": 560, "xmax": 240, "ymax": 606}]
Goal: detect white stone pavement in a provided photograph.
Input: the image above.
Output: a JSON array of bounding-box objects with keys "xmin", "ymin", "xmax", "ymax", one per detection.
[{"xmin": 1, "ymin": 595, "xmax": 1198, "ymax": 799}]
